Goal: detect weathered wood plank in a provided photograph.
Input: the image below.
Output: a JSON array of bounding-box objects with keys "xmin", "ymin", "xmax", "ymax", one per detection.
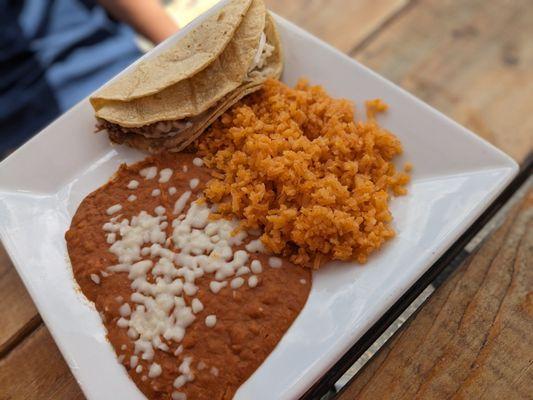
[
  {"xmin": 168, "ymin": 0, "xmax": 411, "ymax": 54},
  {"xmin": 0, "ymin": 243, "xmax": 39, "ymax": 357},
  {"xmin": 266, "ymin": 0, "xmax": 409, "ymax": 53},
  {"xmin": 338, "ymin": 186, "xmax": 533, "ymax": 399},
  {"xmin": 0, "ymin": 325, "xmax": 84, "ymax": 399},
  {"xmin": 352, "ymin": 0, "xmax": 533, "ymax": 163}
]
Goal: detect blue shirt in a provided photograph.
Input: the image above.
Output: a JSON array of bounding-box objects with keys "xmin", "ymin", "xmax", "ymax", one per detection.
[{"xmin": 0, "ymin": 0, "xmax": 142, "ymax": 155}]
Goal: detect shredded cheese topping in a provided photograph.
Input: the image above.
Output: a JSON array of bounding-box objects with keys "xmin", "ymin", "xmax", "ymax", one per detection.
[{"xmin": 99, "ymin": 167, "xmax": 277, "ymax": 389}]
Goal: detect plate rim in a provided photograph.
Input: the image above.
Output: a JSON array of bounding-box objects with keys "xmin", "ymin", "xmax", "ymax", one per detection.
[{"xmin": 0, "ymin": 8, "xmax": 519, "ymax": 400}]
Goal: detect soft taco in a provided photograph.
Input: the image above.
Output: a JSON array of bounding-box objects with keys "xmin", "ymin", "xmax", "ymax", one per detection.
[{"xmin": 91, "ymin": 0, "xmax": 282, "ymax": 153}]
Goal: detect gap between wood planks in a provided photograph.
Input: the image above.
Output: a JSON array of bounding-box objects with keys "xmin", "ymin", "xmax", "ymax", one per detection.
[
  {"xmin": 336, "ymin": 175, "xmax": 532, "ymax": 399},
  {"xmin": 332, "ymin": 165, "xmax": 532, "ymax": 397},
  {"xmin": 0, "ymin": 314, "xmax": 41, "ymax": 359},
  {"xmin": 0, "ymin": 325, "xmax": 84, "ymax": 399},
  {"xmin": 347, "ymin": 0, "xmax": 419, "ymax": 55},
  {"xmin": 266, "ymin": 0, "xmax": 412, "ymax": 53}
]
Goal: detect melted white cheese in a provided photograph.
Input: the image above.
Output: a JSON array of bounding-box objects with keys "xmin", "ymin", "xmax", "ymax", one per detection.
[
  {"xmin": 140, "ymin": 166, "xmax": 158, "ymax": 180},
  {"xmin": 268, "ymin": 257, "xmax": 282, "ymax": 268},
  {"xmin": 205, "ymin": 315, "xmax": 217, "ymax": 328},
  {"xmin": 148, "ymin": 362, "xmax": 162, "ymax": 378},
  {"xmin": 192, "ymin": 158, "xmax": 203, "ymax": 167},
  {"xmin": 189, "ymin": 178, "xmax": 199, "ymax": 190},
  {"xmin": 173, "ymin": 191, "xmax": 191, "ymax": 214},
  {"xmin": 127, "ymin": 180, "xmax": 139, "ymax": 189},
  {"xmin": 106, "ymin": 204, "xmax": 122, "ymax": 215},
  {"xmin": 250, "ymin": 259, "xmax": 263, "ymax": 274},
  {"xmin": 159, "ymin": 168, "xmax": 173, "ymax": 183},
  {"xmin": 99, "ymin": 193, "xmax": 275, "ymax": 387}
]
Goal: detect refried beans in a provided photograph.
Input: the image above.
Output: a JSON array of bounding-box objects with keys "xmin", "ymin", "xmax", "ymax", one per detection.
[{"xmin": 65, "ymin": 153, "xmax": 311, "ymax": 400}]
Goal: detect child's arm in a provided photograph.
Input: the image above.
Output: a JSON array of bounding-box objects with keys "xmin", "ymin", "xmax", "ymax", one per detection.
[{"xmin": 97, "ymin": 0, "xmax": 179, "ymax": 44}]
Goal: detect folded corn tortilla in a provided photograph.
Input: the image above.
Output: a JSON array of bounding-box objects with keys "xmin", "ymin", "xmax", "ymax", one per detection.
[
  {"xmin": 92, "ymin": 0, "xmax": 264, "ymax": 127},
  {"xmin": 91, "ymin": 0, "xmax": 282, "ymax": 154},
  {"xmin": 91, "ymin": 0, "xmax": 253, "ymax": 104}
]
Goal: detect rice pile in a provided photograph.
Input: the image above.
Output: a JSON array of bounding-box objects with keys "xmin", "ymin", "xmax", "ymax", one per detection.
[{"xmin": 195, "ymin": 78, "xmax": 410, "ymax": 268}]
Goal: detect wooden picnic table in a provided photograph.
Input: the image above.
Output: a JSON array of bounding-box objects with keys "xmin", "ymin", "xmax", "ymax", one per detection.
[{"xmin": 1, "ymin": 0, "xmax": 531, "ymax": 399}]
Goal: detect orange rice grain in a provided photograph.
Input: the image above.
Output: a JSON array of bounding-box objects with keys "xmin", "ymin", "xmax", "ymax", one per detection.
[{"xmin": 194, "ymin": 79, "xmax": 410, "ymax": 268}]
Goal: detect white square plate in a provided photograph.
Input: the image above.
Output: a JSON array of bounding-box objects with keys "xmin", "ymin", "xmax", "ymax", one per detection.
[{"xmin": 0, "ymin": 4, "xmax": 517, "ymax": 400}]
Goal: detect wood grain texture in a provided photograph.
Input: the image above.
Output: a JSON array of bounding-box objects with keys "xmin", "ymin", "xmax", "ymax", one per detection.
[
  {"xmin": 266, "ymin": 0, "xmax": 409, "ymax": 52},
  {"xmin": 0, "ymin": 243, "xmax": 39, "ymax": 357},
  {"xmin": 0, "ymin": 325, "xmax": 84, "ymax": 400},
  {"xmin": 338, "ymin": 187, "xmax": 533, "ymax": 400},
  {"xmin": 351, "ymin": 0, "xmax": 533, "ymax": 163}
]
